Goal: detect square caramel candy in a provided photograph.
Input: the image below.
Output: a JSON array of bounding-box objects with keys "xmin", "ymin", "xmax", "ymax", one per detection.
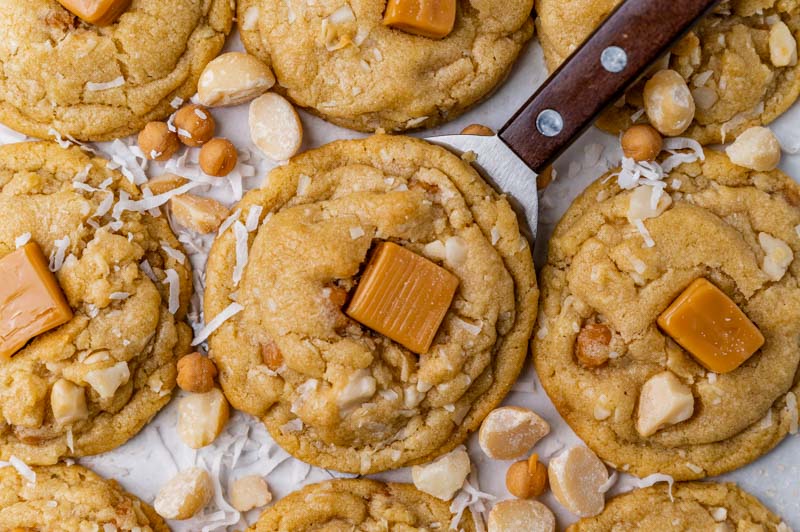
[
  {"xmin": 383, "ymin": 0, "xmax": 457, "ymax": 39},
  {"xmin": 0, "ymin": 243, "xmax": 73, "ymax": 359},
  {"xmin": 347, "ymin": 242, "xmax": 459, "ymax": 354},
  {"xmin": 657, "ymin": 278, "xmax": 764, "ymax": 374},
  {"xmin": 57, "ymin": 0, "xmax": 132, "ymax": 26}
]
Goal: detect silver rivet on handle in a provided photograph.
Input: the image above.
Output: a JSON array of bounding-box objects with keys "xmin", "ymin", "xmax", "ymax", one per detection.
[
  {"xmin": 536, "ymin": 109, "xmax": 564, "ymax": 137},
  {"xmin": 601, "ymin": 46, "xmax": 628, "ymax": 73}
]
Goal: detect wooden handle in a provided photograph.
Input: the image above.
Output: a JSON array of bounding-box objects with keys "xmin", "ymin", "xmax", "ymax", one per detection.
[{"xmin": 499, "ymin": 0, "xmax": 720, "ymax": 174}]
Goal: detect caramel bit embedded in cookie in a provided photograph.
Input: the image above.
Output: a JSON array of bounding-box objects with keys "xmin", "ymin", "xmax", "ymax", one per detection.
[
  {"xmin": 262, "ymin": 340, "xmax": 284, "ymax": 371},
  {"xmin": 657, "ymin": 278, "xmax": 765, "ymax": 374},
  {"xmin": 346, "ymin": 242, "xmax": 459, "ymax": 354},
  {"xmin": 383, "ymin": 0, "xmax": 456, "ymax": 40},
  {"xmin": 56, "ymin": 0, "xmax": 131, "ymax": 26},
  {"xmin": 575, "ymin": 323, "xmax": 611, "ymax": 368},
  {"xmin": 0, "ymin": 243, "xmax": 73, "ymax": 359}
]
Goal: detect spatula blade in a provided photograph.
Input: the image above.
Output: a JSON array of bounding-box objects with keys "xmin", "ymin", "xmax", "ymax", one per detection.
[{"xmin": 427, "ymin": 134, "xmax": 538, "ymax": 241}]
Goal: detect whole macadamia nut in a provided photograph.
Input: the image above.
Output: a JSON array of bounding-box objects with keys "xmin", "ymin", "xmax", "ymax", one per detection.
[{"xmin": 643, "ymin": 70, "xmax": 696, "ymax": 137}]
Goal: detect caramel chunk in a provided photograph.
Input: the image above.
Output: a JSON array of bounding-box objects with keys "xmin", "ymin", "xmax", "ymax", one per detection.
[
  {"xmin": 56, "ymin": 0, "xmax": 131, "ymax": 26},
  {"xmin": 346, "ymin": 242, "xmax": 458, "ymax": 354},
  {"xmin": 383, "ymin": 0, "xmax": 457, "ymax": 39},
  {"xmin": 0, "ymin": 243, "xmax": 73, "ymax": 359},
  {"xmin": 657, "ymin": 278, "xmax": 764, "ymax": 373}
]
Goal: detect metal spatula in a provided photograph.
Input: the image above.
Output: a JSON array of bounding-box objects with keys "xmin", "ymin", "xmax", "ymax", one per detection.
[{"xmin": 429, "ymin": 0, "xmax": 720, "ymax": 240}]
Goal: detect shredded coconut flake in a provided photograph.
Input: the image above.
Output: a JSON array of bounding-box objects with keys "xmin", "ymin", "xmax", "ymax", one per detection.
[
  {"xmin": 49, "ymin": 236, "xmax": 70, "ymax": 272},
  {"xmin": 245, "ymin": 205, "xmax": 263, "ymax": 232},
  {"xmin": 112, "ymin": 181, "xmax": 199, "ymax": 219},
  {"xmin": 633, "ymin": 219, "xmax": 655, "ymax": 248},
  {"xmin": 453, "ymin": 317, "xmax": 481, "ymax": 336},
  {"xmin": 634, "ymin": 473, "xmax": 675, "ymax": 501},
  {"xmin": 598, "ymin": 470, "xmax": 618, "ymax": 493},
  {"xmin": 86, "ymin": 76, "xmax": 124, "ymax": 91},
  {"xmin": 7, "ymin": 456, "xmax": 36, "ymax": 484},
  {"xmin": 786, "ymin": 391, "xmax": 798, "ymax": 434},
  {"xmin": 160, "ymin": 243, "xmax": 186, "ymax": 264},
  {"xmin": 217, "ymin": 208, "xmax": 242, "ymax": 237},
  {"xmin": 349, "ymin": 226, "xmax": 365, "ymax": 240},
  {"xmin": 191, "ymin": 303, "xmax": 244, "ymax": 346},
  {"xmin": 109, "ymin": 292, "xmax": 130, "ymax": 301},
  {"xmin": 163, "ymin": 269, "xmax": 180, "ymax": 315},
  {"xmin": 14, "ymin": 233, "xmax": 31, "ymax": 248},
  {"xmin": 232, "ymin": 221, "xmax": 249, "ymax": 286},
  {"xmin": 297, "ymin": 174, "xmax": 312, "ymax": 195}
]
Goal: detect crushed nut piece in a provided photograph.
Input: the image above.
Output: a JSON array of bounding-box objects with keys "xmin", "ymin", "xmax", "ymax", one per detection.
[
  {"xmin": 177, "ymin": 388, "xmax": 230, "ymax": 449},
  {"xmin": 636, "ymin": 371, "xmax": 694, "ymax": 437},
  {"xmin": 411, "ymin": 447, "xmax": 470, "ymax": 501},
  {"xmin": 50, "ymin": 379, "xmax": 88, "ymax": 425},
  {"xmin": 726, "ymin": 127, "xmax": 781, "ymax": 171},
  {"xmin": 229, "ymin": 475, "xmax": 272, "ymax": 512},
  {"xmin": 170, "ymin": 194, "xmax": 230, "ymax": 234},
  {"xmin": 548, "ymin": 446, "xmax": 608, "ymax": 517},
  {"xmin": 479, "ymin": 406, "xmax": 550, "ymax": 460},
  {"xmin": 197, "ymin": 52, "xmax": 276, "ymax": 107},
  {"xmin": 154, "ymin": 468, "xmax": 213, "ymax": 520}
]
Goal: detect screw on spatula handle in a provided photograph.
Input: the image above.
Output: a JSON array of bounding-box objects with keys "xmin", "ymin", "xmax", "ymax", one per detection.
[{"xmin": 499, "ymin": 0, "xmax": 720, "ymax": 174}]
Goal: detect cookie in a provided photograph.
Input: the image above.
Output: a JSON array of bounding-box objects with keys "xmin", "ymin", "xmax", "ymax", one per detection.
[
  {"xmin": 535, "ymin": 149, "xmax": 800, "ymax": 480},
  {"xmin": 0, "ymin": 463, "xmax": 168, "ymax": 531},
  {"xmin": 535, "ymin": 0, "xmax": 800, "ymax": 144},
  {"xmin": 246, "ymin": 478, "xmax": 475, "ymax": 531},
  {"xmin": 0, "ymin": 141, "xmax": 192, "ymax": 464},
  {"xmin": 237, "ymin": 0, "xmax": 534, "ymax": 132},
  {"xmin": 568, "ymin": 482, "xmax": 785, "ymax": 531},
  {"xmin": 0, "ymin": 0, "xmax": 233, "ymax": 141},
  {"xmin": 205, "ymin": 135, "xmax": 537, "ymax": 474}
]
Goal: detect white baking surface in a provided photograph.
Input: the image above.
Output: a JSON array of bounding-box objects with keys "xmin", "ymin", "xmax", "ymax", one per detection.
[{"xmin": 2, "ymin": 24, "xmax": 799, "ymax": 531}]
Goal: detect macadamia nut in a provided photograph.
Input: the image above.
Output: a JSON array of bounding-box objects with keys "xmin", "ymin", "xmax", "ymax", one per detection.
[
  {"xmin": 411, "ymin": 447, "xmax": 471, "ymax": 501},
  {"xmin": 50, "ymin": 378, "xmax": 88, "ymax": 425},
  {"xmin": 198, "ymin": 52, "xmax": 276, "ymax": 107},
  {"xmin": 229, "ymin": 475, "xmax": 272, "ymax": 512},
  {"xmin": 177, "ymin": 388, "xmax": 230, "ymax": 449},
  {"xmin": 643, "ymin": 70, "xmax": 696, "ymax": 136},
  {"xmin": 636, "ymin": 371, "xmax": 694, "ymax": 437},
  {"xmin": 249, "ymin": 93, "xmax": 303, "ymax": 161},
  {"xmin": 170, "ymin": 194, "xmax": 230, "ymax": 234},
  {"xmin": 759, "ymin": 232, "xmax": 794, "ymax": 282},
  {"xmin": 627, "ymin": 185, "xmax": 673, "ymax": 222},
  {"xmin": 548, "ymin": 446, "xmax": 608, "ymax": 517},
  {"xmin": 479, "ymin": 406, "xmax": 550, "ymax": 460},
  {"xmin": 84, "ymin": 361, "xmax": 130, "ymax": 399},
  {"xmin": 770, "ymin": 21, "xmax": 798, "ymax": 67},
  {"xmin": 488, "ymin": 500, "xmax": 556, "ymax": 532},
  {"xmin": 725, "ymin": 126, "xmax": 782, "ymax": 171},
  {"xmin": 154, "ymin": 468, "xmax": 213, "ymax": 520}
]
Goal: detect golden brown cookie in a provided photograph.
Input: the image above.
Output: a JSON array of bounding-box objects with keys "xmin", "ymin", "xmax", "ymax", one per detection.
[
  {"xmin": 238, "ymin": 0, "xmax": 534, "ymax": 132},
  {"xmin": 246, "ymin": 479, "xmax": 476, "ymax": 531},
  {"xmin": 535, "ymin": 149, "xmax": 800, "ymax": 480},
  {"xmin": 568, "ymin": 482, "xmax": 785, "ymax": 531},
  {"xmin": 0, "ymin": 0, "xmax": 233, "ymax": 141},
  {"xmin": 0, "ymin": 141, "xmax": 192, "ymax": 464},
  {"xmin": 205, "ymin": 135, "xmax": 537, "ymax": 474},
  {"xmin": 535, "ymin": 0, "xmax": 800, "ymax": 144},
  {"xmin": 0, "ymin": 463, "xmax": 168, "ymax": 531}
]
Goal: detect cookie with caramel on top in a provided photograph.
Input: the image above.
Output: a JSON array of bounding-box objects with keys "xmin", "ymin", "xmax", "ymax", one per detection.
[
  {"xmin": 204, "ymin": 135, "xmax": 537, "ymax": 474},
  {"xmin": 535, "ymin": 149, "xmax": 800, "ymax": 480}
]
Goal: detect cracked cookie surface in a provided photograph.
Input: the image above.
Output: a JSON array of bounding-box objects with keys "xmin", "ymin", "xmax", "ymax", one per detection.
[
  {"xmin": 535, "ymin": 0, "xmax": 800, "ymax": 144},
  {"xmin": 568, "ymin": 482, "xmax": 784, "ymax": 531},
  {"xmin": 535, "ymin": 149, "xmax": 800, "ymax": 480},
  {"xmin": 0, "ymin": 141, "xmax": 192, "ymax": 464},
  {"xmin": 238, "ymin": 0, "xmax": 533, "ymax": 132},
  {"xmin": 0, "ymin": 0, "xmax": 233, "ymax": 141},
  {"xmin": 0, "ymin": 463, "xmax": 168, "ymax": 531},
  {"xmin": 205, "ymin": 135, "xmax": 537, "ymax": 474},
  {"xmin": 247, "ymin": 479, "xmax": 475, "ymax": 531}
]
